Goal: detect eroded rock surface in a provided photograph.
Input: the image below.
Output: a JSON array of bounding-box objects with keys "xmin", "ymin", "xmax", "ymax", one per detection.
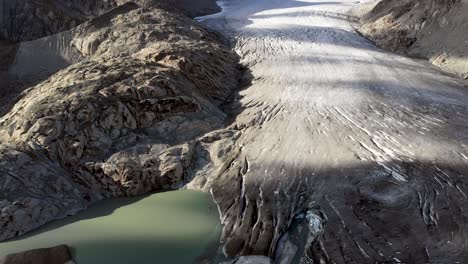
[
  {"xmin": 3, "ymin": 0, "xmax": 468, "ymax": 263},
  {"xmin": 0, "ymin": 245, "xmax": 74, "ymax": 264},
  {"xmin": 0, "ymin": 0, "xmax": 115, "ymax": 42},
  {"xmin": 0, "ymin": 0, "xmax": 220, "ymax": 42},
  {"xmin": 0, "ymin": 3, "xmax": 240, "ymax": 242},
  {"xmin": 358, "ymin": 0, "xmax": 468, "ymax": 78}
]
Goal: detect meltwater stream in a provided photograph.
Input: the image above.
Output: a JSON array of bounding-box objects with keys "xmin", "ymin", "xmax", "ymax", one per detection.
[{"xmin": 0, "ymin": 190, "xmax": 221, "ymax": 263}]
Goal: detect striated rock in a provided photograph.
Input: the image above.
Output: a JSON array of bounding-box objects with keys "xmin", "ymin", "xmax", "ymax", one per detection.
[
  {"xmin": 358, "ymin": 0, "xmax": 468, "ymax": 78},
  {"xmin": 0, "ymin": 0, "xmax": 115, "ymax": 42},
  {"xmin": 0, "ymin": 4, "xmax": 240, "ymax": 242},
  {"xmin": 0, "ymin": 0, "xmax": 220, "ymax": 42},
  {"xmin": 0, "ymin": 0, "xmax": 223, "ymax": 116},
  {"xmin": 0, "ymin": 245, "xmax": 74, "ymax": 264},
  {"xmin": 222, "ymin": 256, "xmax": 273, "ymax": 264}
]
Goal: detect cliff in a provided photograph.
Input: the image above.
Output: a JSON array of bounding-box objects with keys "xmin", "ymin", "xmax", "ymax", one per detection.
[
  {"xmin": 0, "ymin": 0, "xmax": 221, "ymax": 42},
  {"xmin": 0, "ymin": 2, "xmax": 240, "ymax": 242},
  {"xmin": 358, "ymin": 0, "xmax": 468, "ymax": 78}
]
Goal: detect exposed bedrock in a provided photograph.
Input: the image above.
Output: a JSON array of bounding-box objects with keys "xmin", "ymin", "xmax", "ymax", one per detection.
[
  {"xmin": 2, "ymin": 0, "xmax": 468, "ymax": 263},
  {"xmin": 0, "ymin": 245, "xmax": 74, "ymax": 264},
  {"xmin": 0, "ymin": 0, "xmax": 223, "ymax": 114},
  {"xmin": 0, "ymin": 0, "xmax": 116, "ymax": 42},
  {"xmin": 0, "ymin": 0, "xmax": 221, "ymax": 42},
  {"xmin": 0, "ymin": 4, "xmax": 241, "ymax": 242},
  {"xmin": 358, "ymin": 0, "xmax": 468, "ymax": 78}
]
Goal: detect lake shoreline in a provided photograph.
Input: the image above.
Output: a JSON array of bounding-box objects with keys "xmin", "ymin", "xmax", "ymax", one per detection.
[{"xmin": 0, "ymin": 190, "xmax": 222, "ymax": 264}]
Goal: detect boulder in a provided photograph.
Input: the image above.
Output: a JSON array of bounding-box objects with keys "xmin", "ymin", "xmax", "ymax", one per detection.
[{"xmin": 1, "ymin": 245, "xmax": 74, "ymax": 264}]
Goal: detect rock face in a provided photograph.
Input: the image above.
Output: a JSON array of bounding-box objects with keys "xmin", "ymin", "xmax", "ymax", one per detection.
[
  {"xmin": 0, "ymin": 41, "xmax": 19, "ymax": 108},
  {"xmin": 223, "ymin": 256, "xmax": 273, "ymax": 264},
  {"xmin": 0, "ymin": 0, "xmax": 115, "ymax": 42},
  {"xmin": 0, "ymin": 0, "xmax": 220, "ymax": 42},
  {"xmin": 0, "ymin": 3, "xmax": 240, "ymax": 242},
  {"xmin": 0, "ymin": 245, "xmax": 74, "ymax": 264},
  {"xmin": 149, "ymin": 0, "xmax": 221, "ymax": 17},
  {"xmin": 0, "ymin": 0, "xmax": 222, "ymax": 115},
  {"xmin": 358, "ymin": 0, "xmax": 468, "ymax": 78}
]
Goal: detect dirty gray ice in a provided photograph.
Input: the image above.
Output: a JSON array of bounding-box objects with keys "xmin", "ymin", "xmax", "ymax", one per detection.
[{"xmin": 200, "ymin": 0, "xmax": 468, "ymax": 262}]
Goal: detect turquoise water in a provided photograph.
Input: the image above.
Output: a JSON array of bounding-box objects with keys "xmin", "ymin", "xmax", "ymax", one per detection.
[{"xmin": 0, "ymin": 190, "xmax": 222, "ymax": 263}]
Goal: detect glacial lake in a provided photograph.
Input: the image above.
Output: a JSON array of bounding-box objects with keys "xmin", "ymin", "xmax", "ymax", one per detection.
[{"xmin": 0, "ymin": 190, "xmax": 222, "ymax": 263}]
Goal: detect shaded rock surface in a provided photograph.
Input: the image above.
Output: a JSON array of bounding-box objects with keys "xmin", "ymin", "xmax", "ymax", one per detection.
[
  {"xmin": 151, "ymin": 0, "xmax": 221, "ymax": 17},
  {"xmin": 0, "ymin": 245, "xmax": 73, "ymax": 264},
  {"xmin": 0, "ymin": 0, "xmax": 220, "ymax": 42},
  {"xmin": 358, "ymin": 0, "xmax": 468, "ymax": 78},
  {"xmin": 0, "ymin": 41, "xmax": 19, "ymax": 112},
  {"xmin": 0, "ymin": 3, "xmax": 240, "ymax": 242},
  {"xmin": 3, "ymin": 0, "xmax": 468, "ymax": 263},
  {"xmin": 223, "ymin": 256, "xmax": 273, "ymax": 264},
  {"xmin": 0, "ymin": 0, "xmax": 116, "ymax": 42},
  {"xmin": 0, "ymin": 0, "xmax": 222, "ymax": 116},
  {"xmin": 0, "ymin": 29, "xmax": 82, "ymax": 116}
]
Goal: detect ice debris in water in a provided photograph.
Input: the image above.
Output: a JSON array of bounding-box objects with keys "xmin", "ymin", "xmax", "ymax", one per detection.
[
  {"xmin": 294, "ymin": 210, "xmax": 324, "ymax": 235},
  {"xmin": 306, "ymin": 211, "xmax": 324, "ymax": 235}
]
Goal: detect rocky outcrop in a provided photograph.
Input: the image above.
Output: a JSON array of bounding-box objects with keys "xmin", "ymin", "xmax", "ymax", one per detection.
[
  {"xmin": 0, "ymin": 41, "xmax": 18, "ymax": 106},
  {"xmin": 222, "ymin": 256, "xmax": 273, "ymax": 264},
  {"xmin": 0, "ymin": 0, "xmax": 220, "ymax": 42},
  {"xmin": 0, "ymin": 0, "xmax": 115, "ymax": 42},
  {"xmin": 0, "ymin": 245, "xmax": 74, "ymax": 264},
  {"xmin": 0, "ymin": 0, "xmax": 223, "ymax": 115},
  {"xmin": 358, "ymin": 0, "xmax": 468, "ymax": 78},
  {"xmin": 0, "ymin": 3, "xmax": 240, "ymax": 242},
  {"xmin": 149, "ymin": 0, "xmax": 221, "ymax": 17}
]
